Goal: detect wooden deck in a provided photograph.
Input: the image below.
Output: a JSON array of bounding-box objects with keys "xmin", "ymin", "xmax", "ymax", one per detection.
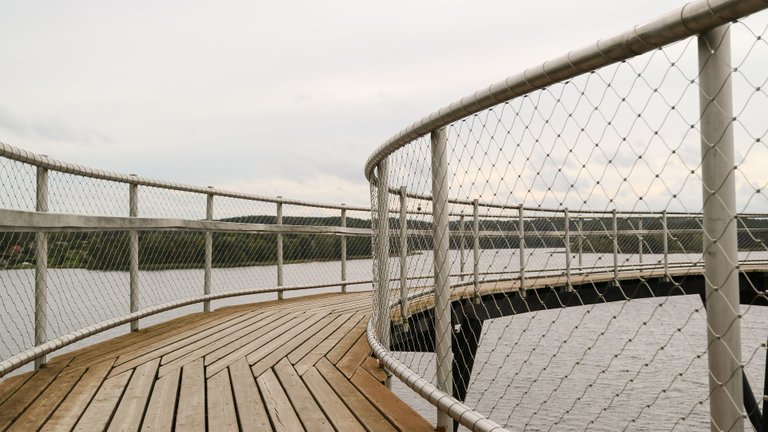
[{"xmin": 0, "ymin": 292, "xmax": 434, "ymax": 432}]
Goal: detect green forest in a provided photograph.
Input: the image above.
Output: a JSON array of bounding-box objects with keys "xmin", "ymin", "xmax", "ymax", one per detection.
[
  {"xmin": 2, "ymin": 215, "xmax": 767, "ymax": 271},
  {"xmin": 0, "ymin": 215, "xmax": 373, "ymax": 271}
]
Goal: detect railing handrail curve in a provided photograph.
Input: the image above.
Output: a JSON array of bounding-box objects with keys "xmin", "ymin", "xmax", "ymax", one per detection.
[
  {"xmin": 0, "ymin": 141, "xmax": 369, "ymax": 212},
  {"xmin": 363, "ymin": 0, "xmax": 768, "ymax": 184}
]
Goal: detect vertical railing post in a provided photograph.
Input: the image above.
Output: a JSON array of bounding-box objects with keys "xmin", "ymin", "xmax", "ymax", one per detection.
[
  {"xmin": 473, "ymin": 199, "xmax": 480, "ymax": 303},
  {"xmin": 399, "ymin": 187, "xmax": 408, "ymax": 329},
  {"xmin": 431, "ymin": 127, "xmax": 453, "ymax": 430},
  {"xmin": 762, "ymin": 335, "xmax": 767, "ymax": 432},
  {"xmin": 612, "ymin": 209, "xmax": 618, "ymax": 286},
  {"xmin": 661, "ymin": 209, "xmax": 671, "ymax": 282},
  {"xmin": 375, "ymin": 160, "xmax": 392, "ymax": 378},
  {"xmin": 459, "ymin": 214, "xmax": 465, "ymax": 281},
  {"xmin": 518, "ymin": 205, "xmax": 525, "ymax": 297},
  {"xmin": 204, "ymin": 189, "xmax": 213, "ymax": 313},
  {"xmin": 564, "ymin": 208, "xmax": 572, "ymax": 292},
  {"xmin": 638, "ymin": 218, "xmax": 644, "ymax": 265},
  {"xmin": 578, "ymin": 217, "xmax": 583, "ymax": 269},
  {"xmin": 129, "ymin": 176, "xmax": 139, "ymax": 331},
  {"xmin": 341, "ymin": 205, "xmax": 347, "ymax": 294},
  {"xmin": 698, "ymin": 24, "xmax": 743, "ymax": 432},
  {"xmin": 276, "ymin": 197, "xmax": 284, "ymax": 300},
  {"xmin": 34, "ymin": 165, "xmax": 48, "ymax": 369}
]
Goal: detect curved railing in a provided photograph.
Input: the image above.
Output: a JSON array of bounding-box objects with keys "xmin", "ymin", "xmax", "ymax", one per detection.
[
  {"xmin": 365, "ymin": 0, "xmax": 768, "ymax": 430},
  {"xmin": 0, "ymin": 142, "xmax": 379, "ymax": 376}
]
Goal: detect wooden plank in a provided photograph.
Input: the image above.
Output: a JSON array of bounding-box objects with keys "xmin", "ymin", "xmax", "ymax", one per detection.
[
  {"xmin": 108, "ymin": 358, "xmax": 160, "ymax": 432},
  {"xmin": 111, "ymin": 309, "xmax": 276, "ymax": 378},
  {"xmin": 162, "ymin": 311, "xmax": 301, "ymax": 379},
  {"xmin": 287, "ymin": 312, "xmax": 353, "ymax": 364},
  {"xmin": 0, "ymin": 363, "xmax": 66, "ymax": 430},
  {"xmin": 248, "ymin": 314, "xmax": 336, "ymax": 378},
  {"xmin": 360, "ymin": 356, "xmax": 387, "ymax": 383},
  {"xmin": 325, "ymin": 317, "xmax": 368, "ymax": 364},
  {"xmin": 271, "ymin": 359, "xmax": 332, "ymax": 432},
  {"xmin": 256, "ymin": 369, "xmax": 304, "ymax": 432},
  {"xmin": 172, "ymin": 309, "xmax": 289, "ymax": 366},
  {"xmin": 64, "ymin": 293, "xmax": 346, "ymax": 371},
  {"xmin": 8, "ymin": 367, "xmax": 85, "ymax": 431},
  {"xmin": 351, "ymin": 368, "xmax": 434, "ymax": 432},
  {"xmin": 112, "ymin": 307, "xmax": 259, "ymax": 369},
  {"xmin": 53, "ymin": 311, "xmax": 211, "ymax": 368},
  {"xmin": 175, "ymin": 358, "xmax": 205, "ymax": 432},
  {"xmin": 315, "ymin": 358, "xmax": 396, "ymax": 432},
  {"xmin": 206, "ymin": 370, "xmax": 238, "ymax": 432},
  {"xmin": 228, "ymin": 359, "xmax": 271, "ymax": 432},
  {"xmin": 74, "ymin": 370, "xmax": 132, "ymax": 432},
  {"xmin": 0, "ymin": 372, "xmax": 33, "ymax": 406},
  {"xmin": 204, "ymin": 312, "xmax": 317, "ymax": 378},
  {"xmin": 140, "ymin": 368, "xmax": 180, "ymax": 432},
  {"xmin": 245, "ymin": 314, "xmax": 328, "ymax": 368},
  {"xmin": 42, "ymin": 359, "xmax": 116, "ymax": 432},
  {"xmin": 294, "ymin": 313, "xmax": 366, "ymax": 375},
  {"xmin": 302, "ymin": 367, "xmax": 366, "ymax": 432},
  {"xmin": 336, "ymin": 333, "xmax": 371, "ymax": 378}
]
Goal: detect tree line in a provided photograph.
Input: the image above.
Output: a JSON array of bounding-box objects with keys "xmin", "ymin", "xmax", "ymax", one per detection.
[{"xmin": 2, "ymin": 215, "xmax": 767, "ymax": 270}]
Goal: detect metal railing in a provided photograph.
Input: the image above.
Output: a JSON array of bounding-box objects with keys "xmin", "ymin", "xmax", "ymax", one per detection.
[
  {"xmin": 365, "ymin": 0, "xmax": 768, "ymax": 430},
  {"xmin": 0, "ymin": 142, "xmax": 374, "ymax": 376}
]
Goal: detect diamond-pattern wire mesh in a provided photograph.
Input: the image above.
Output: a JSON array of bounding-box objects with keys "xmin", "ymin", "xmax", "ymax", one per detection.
[
  {"xmin": 0, "ymin": 155, "xmax": 375, "ymax": 368},
  {"xmin": 0, "ymin": 160, "xmax": 37, "ymax": 362},
  {"xmin": 371, "ymin": 15, "xmax": 768, "ymax": 431}
]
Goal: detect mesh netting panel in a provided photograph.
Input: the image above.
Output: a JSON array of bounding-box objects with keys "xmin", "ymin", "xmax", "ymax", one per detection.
[
  {"xmin": 0, "ymin": 154, "xmax": 374, "ymax": 370},
  {"xmin": 370, "ymin": 13, "xmax": 768, "ymax": 431}
]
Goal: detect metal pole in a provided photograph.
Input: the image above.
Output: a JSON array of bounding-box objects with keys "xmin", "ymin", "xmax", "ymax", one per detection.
[
  {"xmin": 564, "ymin": 208, "xmax": 572, "ymax": 292},
  {"xmin": 34, "ymin": 166, "xmax": 48, "ymax": 369},
  {"xmin": 399, "ymin": 187, "xmax": 408, "ymax": 329},
  {"xmin": 431, "ymin": 127, "xmax": 453, "ymax": 430},
  {"xmin": 698, "ymin": 24, "xmax": 743, "ymax": 432},
  {"xmin": 129, "ymin": 177, "xmax": 139, "ymax": 331},
  {"xmin": 663, "ymin": 210, "xmax": 670, "ymax": 281},
  {"xmin": 459, "ymin": 214, "xmax": 465, "ymax": 281},
  {"xmin": 204, "ymin": 189, "xmax": 213, "ymax": 312},
  {"xmin": 276, "ymin": 198, "xmax": 284, "ymax": 300},
  {"xmin": 578, "ymin": 218, "xmax": 583, "ymax": 269},
  {"xmin": 473, "ymin": 199, "xmax": 480, "ymax": 302},
  {"xmin": 375, "ymin": 160, "xmax": 392, "ymax": 368},
  {"xmin": 341, "ymin": 205, "xmax": 347, "ymax": 294},
  {"xmin": 762, "ymin": 335, "xmax": 767, "ymax": 432},
  {"xmin": 638, "ymin": 218, "xmax": 644, "ymax": 265},
  {"xmin": 612, "ymin": 209, "xmax": 618, "ymax": 287},
  {"xmin": 519, "ymin": 205, "xmax": 525, "ymax": 298}
]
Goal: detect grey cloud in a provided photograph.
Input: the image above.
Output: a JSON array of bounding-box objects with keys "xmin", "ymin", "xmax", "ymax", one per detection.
[{"xmin": 0, "ymin": 106, "xmax": 111, "ymax": 147}]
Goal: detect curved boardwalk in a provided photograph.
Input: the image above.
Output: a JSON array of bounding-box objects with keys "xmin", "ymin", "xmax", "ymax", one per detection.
[{"xmin": 0, "ymin": 292, "xmax": 433, "ymax": 432}]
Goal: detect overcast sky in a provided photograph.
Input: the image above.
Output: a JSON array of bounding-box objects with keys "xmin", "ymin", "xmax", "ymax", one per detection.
[{"xmin": 0, "ymin": 0, "xmax": 692, "ymax": 207}]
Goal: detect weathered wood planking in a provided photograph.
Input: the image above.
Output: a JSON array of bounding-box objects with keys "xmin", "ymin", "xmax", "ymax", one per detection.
[{"xmin": 0, "ymin": 291, "xmax": 432, "ymax": 431}]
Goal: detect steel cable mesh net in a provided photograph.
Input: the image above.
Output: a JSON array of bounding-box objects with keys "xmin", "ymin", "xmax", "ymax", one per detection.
[
  {"xmin": 135, "ymin": 186, "xmax": 206, "ymax": 309},
  {"xmin": 45, "ymin": 173, "xmax": 131, "ymax": 341},
  {"xmin": 205, "ymin": 196, "xmax": 280, "ymax": 307},
  {"xmin": 0, "ymin": 152, "xmax": 373, "ymax": 366},
  {"xmin": 0, "ymin": 158, "xmax": 35, "ymax": 360},
  {"xmin": 371, "ymin": 17, "xmax": 767, "ymax": 431}
]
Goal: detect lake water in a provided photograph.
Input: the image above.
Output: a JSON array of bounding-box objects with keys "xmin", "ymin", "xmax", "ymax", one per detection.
[{"xmin": 1, "ymin": 249, "xmax": 766, "ymax": 430}]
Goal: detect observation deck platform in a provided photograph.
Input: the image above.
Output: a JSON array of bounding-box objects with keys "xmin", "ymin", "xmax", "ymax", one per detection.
[{"xmin": 0, "ymin": 292, "xmax": 433, "ymax": 432}]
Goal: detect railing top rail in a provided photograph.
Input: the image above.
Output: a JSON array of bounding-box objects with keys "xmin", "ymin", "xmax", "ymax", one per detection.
[
  {"xmin": 401, "ymin": 190, "xmax": 731, "ymax": 217},
  {"xmin": 363, "ymin": 0, "xmax": 768, "ymax": 184},
  {"xmin": 0, "ymin": 141, "xmax": 369, "ymax": 212}
]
